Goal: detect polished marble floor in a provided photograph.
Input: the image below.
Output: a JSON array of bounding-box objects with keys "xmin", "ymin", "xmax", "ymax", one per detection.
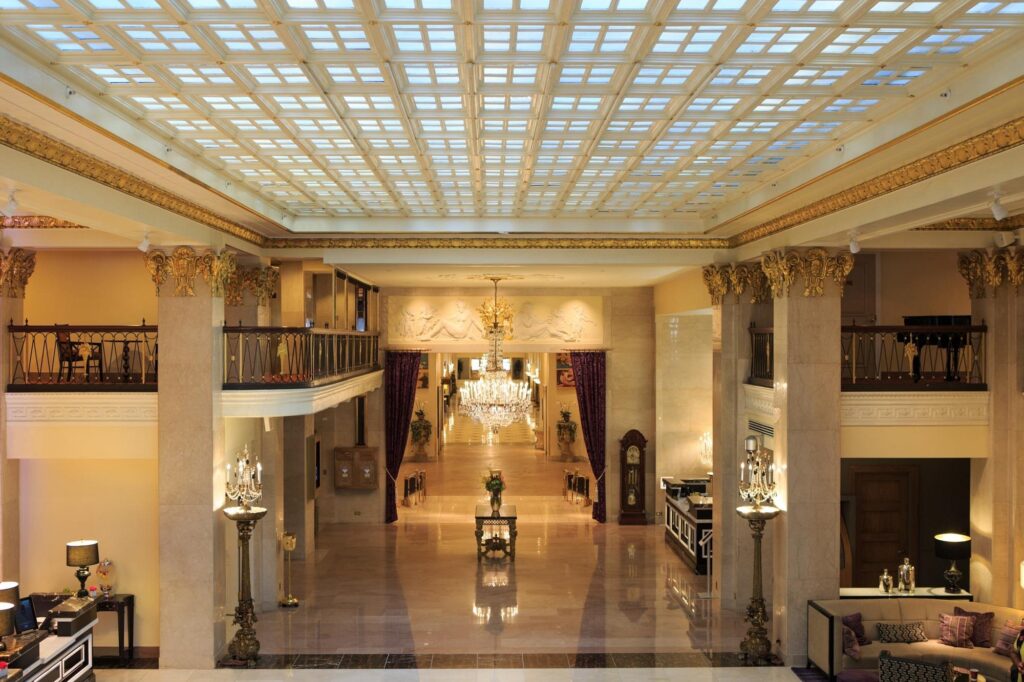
[
  {"xmin": 97, "ymin": 669, "xmax": 803, "ymax": 681},
  {"xmin": 256, "ymin": 425, "xmax": 746, "ymax": 660}
]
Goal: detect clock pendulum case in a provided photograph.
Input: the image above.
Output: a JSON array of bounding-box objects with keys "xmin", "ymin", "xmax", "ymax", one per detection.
[{"xmin": 618, "ymin": 429, "xmax": 647, "ymax": 525}]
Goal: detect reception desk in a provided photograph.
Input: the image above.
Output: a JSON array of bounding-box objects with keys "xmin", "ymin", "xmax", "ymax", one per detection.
[
  {"xmin": 663, "ymin": 478, "xmax": 712, "ymax": 575},
  {"xmin": 9, "ymin": 621, "xmax": 95, "ymax": 682}
]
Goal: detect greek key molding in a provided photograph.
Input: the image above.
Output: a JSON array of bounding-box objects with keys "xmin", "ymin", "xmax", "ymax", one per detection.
[
  {"xmin": 701, "ymin": 263, "xmax": 769, "ymax": 305},
  {"xmin": 761, "ymin": 248, "xmax": 853, "ymax": 298},
  {"xmin": 144, "ymin": 246, "xmax": 237, "ymax": 297},
  {"xmin": 0, "ymin": 248, "xmax": 35, "ymax": 298},
  {"xmin": 0, "ymin": 215, "xmax": 87, "ymax": 229},
  {"xmin": 956, "ymin": 247, "xmax": 1024, "ymax": 299},
  {"xmin": 840, "ymin": 392, "xmax": 988, "ymax": 426},
  {"xmin": 6, "ymin": 393, "xmax": 158, "ymax": 423}
]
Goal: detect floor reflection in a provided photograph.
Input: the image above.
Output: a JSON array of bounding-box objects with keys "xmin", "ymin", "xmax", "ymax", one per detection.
[{"xmin": 474, "ymin": 560, "xmax": 518, "ymax": 635}]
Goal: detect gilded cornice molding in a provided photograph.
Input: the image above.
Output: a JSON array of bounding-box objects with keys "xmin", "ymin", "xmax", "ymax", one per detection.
[
  {"xmin": 957, "ymin": 247, "xmax": 1024, "ymax": 298},
  {"xmin": 0, "ymin": 248, "xmax": 35, "ymax": 298},
  {"xmin": 731, "ymin": 115, "xmax": 1024, "ymax": 247},
  {"xmin": 913, "ymin": 215, "xmax": 1024, "ymax": 232},
  {"xmin": 273, "ymin": 236, "xmax": 730, "ymax": 249},
  {"xmin": 701, "ymin": 263, "xmax": 769, "ymax": 305},
  {"xmin": 144, "ymin": 246, "xmax": 236, "ymax": 297},
  {"xmin": 760, "ymin": 248, "xmax": 854, "ymax": 298},
  {"xmin": 0, "ymin": 215, "xmax": 87, "ymax": 229}
]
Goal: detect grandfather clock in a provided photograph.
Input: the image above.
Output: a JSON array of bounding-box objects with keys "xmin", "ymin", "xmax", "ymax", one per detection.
[{"xmin": 618, "ymin": 429, "xmax": 647, "ymax": 525}]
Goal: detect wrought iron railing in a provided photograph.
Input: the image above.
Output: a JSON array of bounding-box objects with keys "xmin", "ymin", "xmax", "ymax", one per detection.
[
  {"xmin": 842, "ymin": 324, "xmax": 986, "ymax": 391},
  {"xmin": 222, "ymin": 326, "xmax": 380, "ymax": 389},
  {"xmin": 747, "ymin": 325, "xmax": 987, "ymax": 390},
  {"xmin": 748, "ymin": 327, "xmax": 774, "ymax": 388},
  {"xmin": 7, "ymin": 323, "xmax": 158, "ymax": 391}
]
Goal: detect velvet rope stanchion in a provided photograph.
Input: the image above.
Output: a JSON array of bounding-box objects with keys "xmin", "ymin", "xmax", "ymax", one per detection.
[
  {"xmin": 384, "ymin": 350, "xmax": 423, "ymax": 523},
  {"xmin": 570, "ymin": 350, "xmax": 607, "ymax": 523}
]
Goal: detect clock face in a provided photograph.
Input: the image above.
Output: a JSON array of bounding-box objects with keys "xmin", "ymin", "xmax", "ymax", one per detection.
[{"xmin": 626, "ymin": 445, "xmax": 640, "ymax": 465}]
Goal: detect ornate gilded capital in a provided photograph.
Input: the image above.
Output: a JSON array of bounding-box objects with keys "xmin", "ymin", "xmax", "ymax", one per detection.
[
  {"xmin": 224, "ymin": 271, "xmax": 244, "ymax": 307},
  {"xmin": 760, "ymin": 248, "xmax": 853, "ymax": 298},
  {"xmin": 0, "ymin": 248, "xmax": 35, "ymax": 298},
  {"xmin": 702, "ymin": 263, "xmax": 768, "ymax": 305},
  {"xmin": 702, "ymin": 265, "xmax": 730, "ymax": 306},
  {"xmin": 239, "ymin": 266, "xmax": 280, "ymax": 306},
  {"xmin": 198, "ymin": 250, "xmax": 236, "ymax": 298},
  {"xmin": 144, "ymin": 250, "xmax": 169, "ymax": 295},
  {"xmin": 145, "ymin": 246, "xmax": 237, "ymax": 297},
  {"xmin": 960, "ymin": 248, "xmax": 1024, "ymax": 298}
]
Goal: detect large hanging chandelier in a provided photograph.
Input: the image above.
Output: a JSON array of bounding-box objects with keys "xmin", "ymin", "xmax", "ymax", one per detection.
[{"xmin": 460, "ymin": 277, "xmax": 533, "ymax": 433}]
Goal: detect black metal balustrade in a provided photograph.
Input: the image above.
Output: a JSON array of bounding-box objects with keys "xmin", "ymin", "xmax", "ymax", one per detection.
[
  {"xmin": 747, "ymin": 325, "xmax": 987, "ymax": 390},
  {"xmin": 7, "ymin": 323, "xmax": 158, "ymax": 391},
  {"xmin": 222, "ymin": 326, "xmax": 380, "ymax": 389},
  {"xmin": 748, "ymin": 327, "xmax": 774, "ymax": 388}
]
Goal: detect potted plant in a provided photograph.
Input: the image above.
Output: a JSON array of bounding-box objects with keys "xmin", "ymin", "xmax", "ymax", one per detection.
[
  {"xmin": 410, "ymin": 408, "xmax": 432, "ymax": 459},
  {"xmin": 483, "ymin": 470, "xmax": 506, "ymax": 514},
  {"xmin": 556, "ymin": 405, "xmax": 577, "ymax": 460}
]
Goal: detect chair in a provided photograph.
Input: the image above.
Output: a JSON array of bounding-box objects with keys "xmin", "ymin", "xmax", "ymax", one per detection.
[
  {"xmin": 56, "ymin": 327, "xmax": 103, "ymax": 383},
  {"xmin": 878, "ymin": 650, "xmax": 955, "ymax": 682}
]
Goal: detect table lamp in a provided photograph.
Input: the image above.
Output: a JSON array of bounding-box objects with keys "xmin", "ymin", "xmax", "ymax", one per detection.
[
  {"xmin": 66, "ymin": 540, "xmax": 99, "ymax": 598},
  {"xmin": 0, "ymin": 602, "xmax": 15, "ymax": 642},
  {"xmin": 934, "ymin": 533, "xmax": 971, "ymax": 593},
  {"xmin": 0, "ymin": 582, "xmax": 18, "ymax": 606}
]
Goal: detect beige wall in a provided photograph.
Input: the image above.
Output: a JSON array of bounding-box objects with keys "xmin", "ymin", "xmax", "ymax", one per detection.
[
  {"xmin": 877, "ymin": 251, "xmax": 969, "ymax": 325},
  {"xmin": 19, "ymin": 458, "xmax": 159, "ymax": 648},
  {"xmin": 25, "ymin": 251, "xmax": 157, "ymax": 324},
  {"xmin": 654, "ymin": 268, "xmax": 711, "ymax": 317}
]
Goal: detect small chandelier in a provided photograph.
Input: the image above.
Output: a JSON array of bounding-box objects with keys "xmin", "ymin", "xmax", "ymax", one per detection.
[
  {"xmin": 225, "ymin": 444, "xmax": 263, "ymax": 511},
  {"xmin": 460, "ymin": 277, "xmax": 532, "ymax": 433},
  {"xmin": 739, "ymin": 435, "xmax": 776, "ymax": 508}
]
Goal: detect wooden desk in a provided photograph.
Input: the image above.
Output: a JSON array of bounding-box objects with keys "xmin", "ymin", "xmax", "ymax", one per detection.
[
  {"xmin": 839, "ymin": 587, "xmax": 973, "ymax": 600},
  {"xmin": 475, "ymin": 505, "xmax": 517, "ymax": 562},
  {"xmin": 94, "ymin": 594, "xmax": 134, "ymax": 659}
]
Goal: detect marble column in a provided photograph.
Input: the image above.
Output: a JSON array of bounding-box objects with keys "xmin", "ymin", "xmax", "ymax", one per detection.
[
  {"xmin": 766, "ymin": 249, "xmax": 849, "ymax": 665},
  {"xmin": 0, "ymin": 249, "xmax": 34, "ymax": 581},
  {"xmin": 959, "ymin": 249, "xmax": 1021, "ymax": 606},
  {"xmin": 148, "ymin": 246, "xmax": 234, "ymax": 668},
  {"xmin": 283, "ymin": 414, "xmax": 315, "ymax": 560}
]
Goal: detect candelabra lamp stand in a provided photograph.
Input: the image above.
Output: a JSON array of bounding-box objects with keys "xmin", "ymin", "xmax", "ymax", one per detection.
[
  {"xmin": 223, "ymin": 505, "xmax": 267, "ymax": 665},
  {"xmin": 736, "ymin": 504, "xmax": 781, "ymax": 666},
  {"xmin": 279, "ymin": 532, "xmax": 299, "ymax": 608}
]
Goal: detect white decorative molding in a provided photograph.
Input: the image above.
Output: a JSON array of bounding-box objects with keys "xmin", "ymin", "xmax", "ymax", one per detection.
[
  {"xmin": 743, "ymin": 384, "xmax": 778, "ymax": 423},
  {"xmin": 840, "ymin": 392, "xmax": 989, "ymax": 426},
  {"xmin": 220, "ymin": 370, "xmax": 383, "ymax": 418},
  {"xmin": 6, "ymin": 392, "xmax": 158, "ymax": 422}
]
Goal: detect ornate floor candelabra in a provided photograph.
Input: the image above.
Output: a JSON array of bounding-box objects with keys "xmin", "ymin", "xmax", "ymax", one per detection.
[
  {"xmin": 736, "ymin": 435, "xmax": 782, "ymax": 666},
  {"xmin": 222, "ymin": 445, "xmax": 267, "ymax": 666}
]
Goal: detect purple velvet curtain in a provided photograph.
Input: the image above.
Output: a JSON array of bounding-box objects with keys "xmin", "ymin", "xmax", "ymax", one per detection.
[
  {"xmin": 384, "ymin": 350, "xmax": 422, "ymax": 523},
  {"xmin": 570, "ymin": 351, "xmax": 607, "ymax": 523}
]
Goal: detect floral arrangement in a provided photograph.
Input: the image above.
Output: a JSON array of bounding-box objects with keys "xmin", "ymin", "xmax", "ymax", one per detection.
[{"xmin": 483, "ymin": 471, "xmax": 506, "ymax": 494}]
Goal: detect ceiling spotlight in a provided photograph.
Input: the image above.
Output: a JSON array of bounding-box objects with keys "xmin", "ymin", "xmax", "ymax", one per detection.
[
  {"xmin": 849, "ymin": 231, "xmax": 861, "ymax": 255},
  {"xmin": 137, "ymin": 233, "xmax": 151, "ymax": 252},
  {"xmin": 2, "ymin": 191, "xmax": 17, "ymax": 218},
  {"xmin": 991, "ymin": 196, "xmax": 1009, "ymax": 222}
]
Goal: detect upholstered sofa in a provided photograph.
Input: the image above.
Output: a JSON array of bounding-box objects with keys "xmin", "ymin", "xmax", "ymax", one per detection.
[{"xmin": 807, "ymin": 598, "xmax": 1024, "ymax": 681}]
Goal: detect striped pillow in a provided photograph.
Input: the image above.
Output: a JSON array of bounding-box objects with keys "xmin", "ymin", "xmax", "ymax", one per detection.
[
  {"xmin": 939, "ymin": 613, "xmax": 974, "ymax": 648},
  {"xmin": 877, "ymin": 621, "xmax": 928, "ymax": 643},
  {"xmin": 993, "ymin": 619, "xmax": 1024, "ymax": 657}
]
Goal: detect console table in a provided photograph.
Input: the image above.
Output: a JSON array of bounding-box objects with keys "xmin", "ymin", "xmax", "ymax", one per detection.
[
  {"xmin": 475, "ymin": 505, "xmax": 517, "ymax": 562},
  {"xmin": 95, "ymin": 593, "xmax": 134, "ymax": 659},
  {"xmin": 663, "ymin": 479, "xmax": 712, "ymax": 575},
  {"xmin": 840, "ymin": 587, "xmax": 973, "ymax": 600}
]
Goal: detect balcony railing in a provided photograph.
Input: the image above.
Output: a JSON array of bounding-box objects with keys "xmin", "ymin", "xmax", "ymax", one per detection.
[
  {"xmin": 8, "ymin": 324, "xmax": 158, "ymax": 391},
  {"xmin": 222, "ymin": 326, "xmax": 380, "ymax": 389},
  {"xmin": 747, "ymin": 325, "xmax": 987, "ymax": 391}
]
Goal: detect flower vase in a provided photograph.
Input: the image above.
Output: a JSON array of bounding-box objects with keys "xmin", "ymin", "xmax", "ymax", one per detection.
[{"xmin": 490, "ymin": 492, "xmax": 502, "ymax": 515}]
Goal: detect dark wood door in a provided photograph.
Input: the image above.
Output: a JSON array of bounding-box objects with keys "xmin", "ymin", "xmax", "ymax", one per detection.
[{"xmin": 851, "ymin": 466, "xmax": 918, "ymax": 587}]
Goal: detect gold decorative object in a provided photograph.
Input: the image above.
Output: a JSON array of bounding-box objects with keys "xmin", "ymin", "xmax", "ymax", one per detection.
[
  {"xmin": 279, "ymin": 532, "xmax": 299, "ymax": 609},
  {"xmin": 0, "ymin": 248, "xmax": 35, "ymax": 298},
  {"xmin": 143, "ymin": 250, "xmax": 169, "ymax": 294},
  {"xmin": 737, "ymin": 504, "xmax": 781, "ymax": 666},
  {"xmin": 478, "ymin": 297, "xmax": 514, "ymax": 338},
  {"xmin": 0, "ymin": 215, "xmax": 88, "ymax": 229},
  {"xmin": 241, "ymin": 267, "xmax": 280, "ymax": 306},
  {"xmin": 1002, "ymin": 249, "xmax": 1024, "ymax": 288},
  {"xmin": 958, "ymin": 251, "xmax": 987, "ymax": 299},
  {"xmin": 198, "ymin": 250, "xmax": 237, "ymax": 298},
  {"xmin": 167, "ymin": 246, "xmax": 200, "ymax": 297},
  {"xmin": 701, "ymin": 263, "xmax": 769, "ymax": 305},
  {"xmin": 145, "ymin": 246, "xmax": 241, "ymax": 297},
  {"xmin": 760, "ymin": 248, "xmax": 853, "ymax": 299},
  {"xmin": 701, "ymin": 265, "xmax": 730, "ymax": 306},
  {"xmin": 224, "ymin": 271, "xmax": 245, "ymax": 307},
  {"xmin": 913, "ymin": 214, "xmax": 1024, "ymax": 232},
  {"xmin": 956, "ymin": 248, "xmax": 1024, "ymax": 298}
]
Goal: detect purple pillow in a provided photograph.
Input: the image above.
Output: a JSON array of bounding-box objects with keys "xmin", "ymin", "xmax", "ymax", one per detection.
[
  {"xmin": 842, "ymin": 612, "xmax": 871, "ymax": 645},
  {"xmin": 842, "ymin": 625, "xmax": 862, "ymax": 660},
  {"xmin": 940, "ymin": 613, "xmax": 975, "ymax": 648},
  {"xmin": 993, "ymin": 619, "xmax": 1024, "ymax": 657},
  {"xmin": 954, "ymin": 606, "xmax": 994, "ymax": 647}
]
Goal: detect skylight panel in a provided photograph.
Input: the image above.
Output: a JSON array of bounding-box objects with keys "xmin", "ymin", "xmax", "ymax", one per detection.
[
  {"xmin": 301, "ymin": 24, "xmax": 370, "ymax": 51},
  {"xmin": 785, "ymin": 67, "xmax": 847, "ymax": 87},
  {"xmin": 606, "ymin": 120, "xmax": 653, "ymax": 133},
  {"xmin": 862, "ymin": 67, "xmax": 929, "ymax": 87},
  {"xmin": 161, "ymin": 119, "xmax": 217, "ymax": 133},
  {"xmin": 544, "ymin": 120, "xmax": 592, "ymax": 134},
  {"xmin": 618, "ymin": 96, "xmax": 670, "ymax": 112},
  {"xmin": 29, "ymin": 24, "xmax": 114, "ymax": 52},
  {"xmin": 790, "ymin": 120, "xmax": 840, "ymax": 136},
  {"xmin": 273, "ymin": 95, "xmax": 328, "ymax": 112},
  {"xmin": 405, "ymin": 64, "xmax": 460, "ymax": 86},
  {"xmin": 653, "ymin": 25, "xmax": 724, "ymax": 54},
  {"xmin": 84, "ymin": 0, "xmax": 159, "ymax": 9},
  {"xmin": 291, "ymin": 118, "xmax": 342, "ymax": 133},
  {"xmin": 0, "ymin": 0, "xmax": 59, "ymax": 9},
  {"xmin": 728, "ymin": 120, "xmax": 778, "ymax": 135},
  {"xmin": 245, "ymin": 65, "xmax": 308, "ymax": 85},
  {"xmin": 482, "ymin": 119, "xmax": 529, "ymax": 133},
  {"xmin": 483, "ymin": 65, "xmax": 538, "ymax": 85},
  {"xmin": 166, "ymin": 65, "xmax": 233, "ymax": 85},
  {"xmin": 737, "ymin": 26, "xmax": 813, "ymax": 54},
  {"xmin": 225, "ymin": 118, "xmax": 281, "ymax": 132},
  {"xmin": 908, "ymin": 29, "xmax": 994, "ymax": 56},
  {"xmin": 551, "ymin": 96, "xmax": 603, "ymax": 112},
  {"xmin": 384, "ymin": 0, "xmax": 452, "ymax": 8},
  {"xmin": 569, "ymin": 24, "xmax": 635, "ymax": 53},
  {"xmin": 754, "ymin": 97, "xmax": 809, "ymax": 113},
  {"xmin": 87, "ymin": 65, "xmax": 155, "ymax": 85},
  {"xmin": 412, "ymin": 95, "xmax": 463, "ymax": 110},
  {"xmin": 203, "ymin": 95, "xmax": 260, "ymax": 112},
  {"xmin": 482, "ymin": 95, "xmax": 533, "ymax": 111},
  {"xmin": 209, "ymin": 24, "xmax": 285, "ymax": 52},
  {"xmin": 356, "ymin": 118, "xmax": 403, "ymax": 133},
  {"xmin": 344, "ymin": 95, "xmax": 396, "ymax": 111},
  {"xmin": 771, "ymin": 0, "xmax": 843, "ymax": 10},
  {"xmin": 184, "ymin": 0, "xmax": 254, "ymax": 8},
  {"xmin": 967, "ymin": 2, "xmax": 1024, "ymax": 14},
  {"xmin": 824, "ymin": 97, "xmax": 879, "ymax": 113},
  {"xmin": 823, "ymin": 28, "xmax": 903, "ymax": 55},
  {"xmin": 419, "ymin": 119, "xmax": 465, "ymax": 133},
  {"xmin": 634, "ymin": 66, "xmax": 692, "ymax": 86},
  {"xmin": 869, "ymin": 1, "xmax": 939, "ymax": 12},
  {"xmin": 676, "ymin": 0, "xmax": 748, "ymax": 9},
  {"xmin": 580, "ymin": 0, "xmax": 648, "ymax": 9},
  {"xmin": 559, "ymin": 66, "xmax": 616, "ymax": 85},
  {"xmin": 132, "ymin": 95, "xmax": 191, "ymax": 111},
  {"xmin": 710, "ymin": 67, "xmax": 771, "ymax": 86},
  {"xmin": 666, "ymin": 120, "xmax": 715, "ymax": 136},
  {"xmin": 482, "ymin": 24, "xmax": 545, "ymax": 52},
  {"xmin": 284, "ymin": 0, "xmax": 354, "ymax": 8},
  {"xmin": 687, "ymin": 96, "xmax": 738, "ymax": 112},
  {"xmin": 392, "ymin": 24, "xmax": 456, "ymax": 52}
]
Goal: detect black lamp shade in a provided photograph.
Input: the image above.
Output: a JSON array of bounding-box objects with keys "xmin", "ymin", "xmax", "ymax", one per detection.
[
  {"xmin": 66, "ymin": 540, "xmax": 99, "ymax": 567},
  {"xmin": 935, "ymin": 533, "xmax": 971, "ymax": 561},
  {"xmin": 0, "ymin": 602, "xmax": 14, "ymax": 637},
  {"xmin": 0, "ymin": 581, "xmax": 18, "ymax": 605}
]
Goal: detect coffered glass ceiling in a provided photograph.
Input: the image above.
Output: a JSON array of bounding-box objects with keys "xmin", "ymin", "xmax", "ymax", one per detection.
[{"xmin": 0, "ymin": 0, "xmax": 1020, "ymax": 219}]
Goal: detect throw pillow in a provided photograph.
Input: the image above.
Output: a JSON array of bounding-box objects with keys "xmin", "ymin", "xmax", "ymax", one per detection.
[
  {"xmin": 842, "ymin": 625, "xmax": 862, "ymax": 660},
  {"xmin": 842, "ymin": 612, "xmax": 871, "ymax": 645},
  {"xmin": 877, "ymin": 621, "xmax": 928, "ymax": 643},
  {"xmin": 993, "ymin": 619, "xmax": 1024, "ymax": 657},
  {"xmin": 954, "ymin": 606, "xmax": 995, "ymax": 647},
  {"xmin": 879, "ymin": 651, "xmax": 953, "ymax": 682},
  {"xmin": 939, "ymin": 613, "xmax": 975, "ymax": 648}
]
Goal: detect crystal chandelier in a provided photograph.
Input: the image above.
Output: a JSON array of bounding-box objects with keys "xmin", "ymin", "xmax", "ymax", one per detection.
[
  {"xmin": 460, "ymin": 277, "xmax": 532, "ymax": 433},
  {"xmin": 739, "ymin": 435, "xmax": 776, "ymax": 508}
]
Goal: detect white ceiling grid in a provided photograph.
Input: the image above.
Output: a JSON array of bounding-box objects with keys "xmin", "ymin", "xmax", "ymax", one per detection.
[{"xmin": 0, "ymin": 0, "xmax": 1021, "ymax": 220}]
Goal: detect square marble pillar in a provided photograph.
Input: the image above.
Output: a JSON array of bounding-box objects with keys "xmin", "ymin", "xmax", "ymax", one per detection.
[
  {"xmin": 157, "ymin": 282, "xmax": 227, "ymax": 669},
  {"xmin": 711, "ymin": 297, "xmax": 756, "ymax": 611},
  {"xmin": 283, "ymin": 414, "xmax": 315, "ymax": 560},
  {"xmin": 0, "ymin": 294, "xmax": 23, "ymax": 581},
  {"xmin": 771, "ymin": 288, "xmax": 842, "ymax": 665},
  {"xmin": 258, "ymin": 417, "xmax": 284, "ymax": 611}
]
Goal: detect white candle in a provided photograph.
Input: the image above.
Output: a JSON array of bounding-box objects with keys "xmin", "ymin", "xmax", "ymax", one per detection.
[{"xmin": 257, "ymin": 461, "xmax": 262, "ymax": 484}]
